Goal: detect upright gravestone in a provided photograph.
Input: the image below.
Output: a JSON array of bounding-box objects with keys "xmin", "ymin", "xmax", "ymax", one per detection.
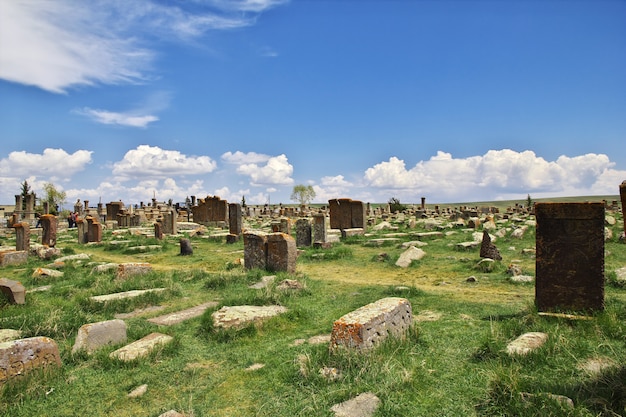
[
  {"xmin": 76, "ymin": 219, "xmax": 88, "ymax": 244},
  {"xmin": 86, "ymin": 216, "xmax": 102, "ymax": 243},
  {"xmin": 244, "ymin": 232, "xmax": 267, "ymax": 270},
  {"xmin": 535, "ymin": 202, "xmax": 605, "ymax": 312},
  {"xmin": 619, "ymin": 181, "xmax": 626, "ymax": 234},
  {"xmin": 40, "ymin": 214, "xmax": 57, "ymax": 247},
  {"xmin": 312, "ymin": 213, "xmax": 327, "ymax": 243},
  {"xmin": 227, "ymin": 203, "xmax": 242, "ymax": 243},
  {"xmin": 154, "ymin": 221, "xmax": 163, "ymax": 240},
  {"xmin": 266, "ymin": 233, "xmax": 297, "ymax": 274},
  {"xmin": 13, "ymin": 222, "xmax": 30, "ymax": 252},
  {"xmin": 295, "ymin": 218, "xmax": 312, "ymax": 247}
]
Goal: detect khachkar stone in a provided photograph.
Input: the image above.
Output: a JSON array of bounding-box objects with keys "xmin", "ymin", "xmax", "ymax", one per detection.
[
  {"xmin": 330, "ymin": 297, "xmax": 413, "ymax": 350},
  {"xmin": 350, "ymin": 199, "xmax": 366, "ymax": 229},
  {"xmin": 76, "ymin": 219, "xmax": 88, "ymax": 244},
  {"xmin": 0, "ymin": 278, "xmax": 26, "ymax": 304},
  {"xmin": 0, "ymin": 336, "xmax": 62, "ymax": 387},
  {"xmin": 162, "ymin": 209, "xmax": 177, "ymax": 235},
  {"xmin": 13, "ymin": 222, "xmax": 30, "ymax": 252},
  {"xmin": 619, "ymin": 181, "xmax": 626, "ymax": 234},
  {"xmin": 329, "ymin": 198, "xmax": 366, "ymax": 230},
  {"xmin": 295, "ymin": 218, "xmax": 312, "ymax": 247},
  {"xmin": 243, "ymin": 232, "xmax": 267, "ymax": 270},
  {"xmin": 479, "ymin": 230, "xmax": 502, "ymax": 260},
  {"xmin": 0, "ymin": 251, "xmax": 28, "ymax": 267},
  {"xmin": 106, "ymin": 202, "xmax": 124, "ymax": 222},
  {"xmin": 267, "ymin": 233, "xmax": 297, "ymax": 274},
  {"xmin": 535, "ymin": 202, "xmax": 605, "ymax": 312},
  {"xmin": 227, "ymin": 203, "xmax": 242, "ymax": 244},
  {"xmin": 312, "ymin": 213, "xmax": 327, "ymax": 243},
  {"xmin": 154, "ymin": 221, "xmax": 163, "ymax": 240},
  {"xmin": 40, "ymin": 214, "xmax": 57, "ymax": 247},
  {"xmin": 86, "ymin": 216, "xmax": 102, "ymax": 243}
]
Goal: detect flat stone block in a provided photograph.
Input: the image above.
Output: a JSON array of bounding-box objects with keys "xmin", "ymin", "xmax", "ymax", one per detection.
[
  {"xmin": 341, "ymin": 228, "xmax": 364, "ymax": 238},
  {"xmin": 148, "ymin": 302, "xmax": 218, "ymax": 326},
  {"xmin": 212, "ymin": 305, "xmax": 288, "ymax": 329},
  {"xmin": 90, "ymin": 288, "xmax": 166, "ymax": 302},
  {"xmin": 506, "ymin": 332, "xmax": 548, "ymax": 356},
  {"xmin": 0, "ymin": 329, "xmax": 22, "ymax": 343},
  {"xmin": 72, "ymin": 319, "xmax": 128, "ymax": 354},
  {"xmin": 330, "ymin": 297, "xmax": 412, "ymax": 350},
  {"xmin": 109, "ymin": 332, "xmax": 173, "ymax": 362},
  {"xmin": 0, "ymin": 278, "xmax": 26, "ymax": 304},
  {"xmin": 116, "ymin": 262, "xmax": 153, "ymax": 280},
  {"xmin": 0, "ymin": 250, "xmax": 28, "ymax": 267},
  {"xmin": 0, "ymin": 336, "xmax": 62, "ymax": 387}
]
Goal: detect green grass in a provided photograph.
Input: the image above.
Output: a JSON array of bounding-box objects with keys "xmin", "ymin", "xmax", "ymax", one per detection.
[{"xmin": 1, "ymin": 200, "xmax": 625, "ymax": 417}]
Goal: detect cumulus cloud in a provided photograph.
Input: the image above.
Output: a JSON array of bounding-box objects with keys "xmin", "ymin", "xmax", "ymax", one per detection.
[
  {"xmin": 0, "ymin": 1, "xmax": 285, "ymax": 94},
  {"xmin": 221, "ymin": 151, "xmax": 271, "ymax": 165},
  {"xmin": 363, "ymin": 149, "xmax": 624, "ymax": 202},
  {"xmin": 0, "ymin": 148, "xmax": 93, "ymax": 179},
  {"xmin": 74, "ymin": 108, "xmax": 158, "ymax": 128},
  {"xmin": 112, "ymin": 145, "xmax": 217, "ymax": 179},
  {"xmin": 236, "ymin": 154, "xmax": 294, "ymax": 186}
]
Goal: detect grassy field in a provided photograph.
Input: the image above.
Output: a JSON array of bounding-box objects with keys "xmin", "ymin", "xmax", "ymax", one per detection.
[{"xmin": 1, "ymin": 197, "xmax": 625, "ymax": 417}]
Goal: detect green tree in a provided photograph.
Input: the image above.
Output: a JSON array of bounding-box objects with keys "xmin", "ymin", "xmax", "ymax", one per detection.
[
  {"xmin": 20, "ymin": 180, "xmax": 32, "ymax": 210},
  {"xmin": 290, "ymin": 185, "xmax": 316, "ymax": 206},
  {"xmin": 526, "ymin": 194, "xmax": 533, "ymax": 209},
  {"xmin": 241, "ymin": 195, "xmax": 247, "ymax": 208},
  {"xmin": 388, "ymin": 197, "xmax": 407, "ymax": 213},
  {"xmin": 43, "ymin": 182, "xmax": 67, "ymax": 215}
]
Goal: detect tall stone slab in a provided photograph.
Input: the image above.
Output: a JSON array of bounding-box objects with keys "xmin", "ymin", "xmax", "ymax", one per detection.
[
  {"xmin": 0, "ymin": 336, "xmax": 62, "ymax": 387},
  {"xmin": 76, "ymin": 219, "xmax": 88, "ymax": 244},
  {"xmin": 535, "ymin": 202, "xmax": 605, "ymax": 312},
  {"xmin": 13, "ymin": 222, "xmax": 30, "ymax": 252},
  {"xmin": 313, "ymin": 213, "xmax": 328, "ymax": 243},
  {"xmin": 244, "ymin": 232, "xmax": 267, "ymax": 270},
  {"xmin": 266, "ymin": 233, "xmax": 297, "ymax": 274},
  {"xmin": 295, "ymin": 218, "xmax": 312, "ymax": 247},
  {"xmin": 229, "ymin": 203, "xmax": 242, "ymax": 235},
  {"xmin": 619, "ymin": 181, "xmax": 626, "ymax": 234},
  {"xmin": 86, "ymin": 216, "xmax": 102, "ymax": 243},
  {"xmin": 40, "ymin": 214, "xmax": 57, "ymax": 247},
  {"xmin": 350, "ymin": 200, "xmax": 366, "ymax": 229},
  {"xmin": 106, "ymin": 202, "xmax": 124, "ymax": 223}
]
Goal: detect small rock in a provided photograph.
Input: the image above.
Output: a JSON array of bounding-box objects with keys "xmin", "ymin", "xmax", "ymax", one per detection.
[
  {"xmin": 320, "ymin": 367, "xmax": 341, "ymax": 381},
  {"xmin": 127, "ymin": 384, "xmax": 148, "ymax": 398},
  {"xmin": 245, "ymin": 363, "xmax": 265, "ymax": 371},
  {"xmin": 331, "ymin": 392, "xmax": 380, "ymax": 417},
  {"xmin": 506, "ymin": 332, "xmax": 548, "ymax": 355}
]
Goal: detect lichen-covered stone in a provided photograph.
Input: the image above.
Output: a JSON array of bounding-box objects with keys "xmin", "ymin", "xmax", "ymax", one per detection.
[{"xmin": 0, "ymin": 336, "xmax": 62, "ymax": 387}]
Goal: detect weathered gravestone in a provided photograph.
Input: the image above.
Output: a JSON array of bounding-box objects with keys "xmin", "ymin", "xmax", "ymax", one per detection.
[
  {"xmin": 227, "ymin": 203, "xmax": 242, "ymax": 244},
  {"xmin": 0, "ymin": 278, "xmax": 26, "ymax": 304},
  {"xmin": 76, "ymin": 218, "xmax": 88, "ymax": 244},
  {"xmin": 86, "ymin": 216, "xmax": 102, "ymax": 243},
  {"xmin": 0, "ymin": 336, "xmax": 62, "ymax": 387},
  {"xmin": 179, "ymin": 238, "xmax": 193, "ymax": 256},
  {"xmin": 480, "ymin": 229, "xmax": 502, "ymax": 260},
  {"xmin": 243, "ymin": 232, "xmax": 267, "ymax": 270},
  {"xmin": 40, "ymin": 214, "xmax": 57, "ymax": 247},
  {"xmin": 620, "ymin": 180, "xmax": 626, "ymax": 236},
  {"xmin": 535, "ymin": 202, "xmax": 605, "ymax": 312},
  {"xmin": 329, "ymin": 198, "xmax": 366, "ymax": 230},
  {"xmin": 330, "ymin": 297, "xmax": 412, "ymax": 350},
  {"xmin": 0, "ymin": 250, "xmax": 28, "ymax": 267},
  {"xmin": 13, "ymin": 222, "xmax": 30, "ymax": 252},
  {"xmin": 72, "ymin": 319, "xmax": 127, "ymax": 354},
  {"xmin": 109, "ymin": 332, "xmax": 173, "ymax": 362},
  {"xmin": 267, "ymin": 232, "xmax": 297, "ymax": 273},
  {"xmin": 295, "ymin": 218, "xmax": 312, "ymax": 247},
  {"xmin": 312, "ymin": 213, "xmax": 328, "ymax": 244}
]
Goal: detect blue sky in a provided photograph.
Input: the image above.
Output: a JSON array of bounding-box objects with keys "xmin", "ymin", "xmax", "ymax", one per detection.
[{"xmin": 1, "ymin": 0, "xmax": 625, "ymax": 209}]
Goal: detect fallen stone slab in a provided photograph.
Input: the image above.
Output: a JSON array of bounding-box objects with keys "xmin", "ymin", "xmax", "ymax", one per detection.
[
  {"xmin": 109, "ymin": 332, "xmax": 173, "ymax": 362},
  {"xmin": 395, "ymin": 246, "xmax": 426, "ymax": 268},
  {"xmin": 116, "ymin": 262, "xmax": 152, "ymax": 280},
  {"xmin": 56, "ymin": 253, "xmax": 90, "ymax": 262},
  {"xmin": 0, "ymin": 329, "xmax": 21, "ymax": 343},
  {"xmin": 90, "ymin": 288, "xmax": 166, "ymax": 303},
  {"xmin": 32, "ymin": 267, "xmax": 64, "ymax": 278},
  {"xmin": 248, "ymin": 275, "xmax": 276, "ymax": 289},
  {"xmin": 91, "ymin": 263, "xmax": 119, "ymax": 273},
  {"xmin": 506, "ymin": 332, "xmax": 548, "ymax": 356},
  {"xmin": 331, "ymin": 392, "xmax": 380, "ymax": 417},
  {"xmin": 114, "ymin": 305, "xmax": 165, "ymax": 319},
  {"xmin": 400, "ymin": 240, "xmax": 428, "ymax": 248},
  {"xmin": 212, "ymin": 305, "xmax": 288, "ymax": 330},
  {"xmin": 72, "ymin": 319, "xmax": 128, "ymax": 354},
  {"xmin": 456, "ymin": 241, "xmax": 479, "ymax": 250},
  {"xmin": 0, "ymin": 336, "xmax": 62, "ymax": 387},
  {"xmin": 0, "ymin": 250, "xmax": 28, "ymax": 267},
  {"xmin": 0, "ymin": 278, "xmax": 26, "ymax": 304},
  {"xmin": 510, "ymin": 275, "xmax": 534, "ymax": 283},
  {"xmin": 363, "ymin": 238, "xmax": 401, "ymax": 247},
  {"xmin": 148, "ymin": 302, "xmax": 218, "ymax": 326},
  {"xmin": 34, "ymin": 246, "xmax": 61, "ymax": 260},
  {"xmin": 330, "ymin": 297, "xmax": 412, "ymax": 350}
]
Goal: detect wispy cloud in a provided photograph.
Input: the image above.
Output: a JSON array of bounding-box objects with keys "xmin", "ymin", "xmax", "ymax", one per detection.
[
  {"xmin": 74, "ymin": 108, "xmax": 158, "ymax": 128},
  {"xmin": 0, "ymin": 1, "xmax": 287, "ymax": 94}
]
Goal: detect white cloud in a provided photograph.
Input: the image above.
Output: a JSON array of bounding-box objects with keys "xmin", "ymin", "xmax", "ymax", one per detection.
[
  {"xmin": 0, "ymin": 1, "xmax": 285, "ymax": 94},
  {"xmin": 363, "ymin": 149, "xmax": 626, "ymax": 202},
  {"xmin": 112, "ymin": 145, "xmax": 217, "ymax": 179},
  {"xmin": 236, "ymin": 154, "xmax": 294, "ymax": 186},
  {"xmin": 221, "ymin": 151, "xmax": 271, "ymax": 164},
  {"xmin": 74, "ymin": 108, "xmax": 158, "ymax": 128},
  {"xmin": 0, "ymin": 148, "xmax": 93, "ymax": 179}
]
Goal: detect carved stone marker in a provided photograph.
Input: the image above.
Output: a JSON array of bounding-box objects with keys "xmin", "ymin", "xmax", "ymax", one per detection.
[
  {"xmin": 312, "ymin": 213, "xmax": 328, "ymax": 243},
  {"xmin": 0, "ymin": 250, "xmax": 28, "ymax": 267},
  {"xmin": 72, "ymin": 319, "xmax": 127, "ymax": 354},
  {"xmin": 330, "ymin": 297, "xmax": 412, "ymax": 350},
  {"xmin": 0, "ymin": 278, "xmax": 26, "ymax": 304},
  {"xmin": 13, "ymin": 222, "xmax": 30, "ymax": 252},
  {"xmin": 295, "ymin": 218, "xmax": 312, "ymax": 247},
  {"xmin": 620, "ymin": 180, "xmax": 626, "ymax": 235},
  {"xmin": 535, "ymin": 202, "xmax": 605, "ymax": 312},
  {"xmin": 40, "ymin": 214, "xmax": 57, "ymax": 247},
  {"xmin": 0, "ymin": 336, "xmax": 62, "ymax": 387},
  {"xmin": 266, "ymin": 232, "xmax": 297, "ymax": 273},
  {"xmin": 243, "ymin": 232, "xmax": 267, "ymax": 270},
  {"xmin": 116, "ymin": 262, "xmax": 153, "ymax": 280}
]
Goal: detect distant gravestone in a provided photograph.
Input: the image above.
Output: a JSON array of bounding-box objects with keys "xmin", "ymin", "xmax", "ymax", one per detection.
[
  {"xmin": 13, "ymin": 222, "xmax": 30, "ymax": 252},
  {"xmin": 243, "ymin": 232, "xmax": 267, "ymax": 270},
  {"xmin": 295, "ymin": 218, "xmax": 312, "ymax": 247},
  {"xmin": 312, "ymin": 213, "xmax": 328, "ymax": 243},
  {"xmin": 480, "ymin": 230, "xmax": 502, "ymax": 260},
  {"xmin": 535, "ymin": 203, "xmax": 605, "ymax": 312},
  {"xmin": 179, "ymin": 238, "xmax": 193, "ymax": 256},
  {"xmin": 40, "ymin": 214, "xmax": 57, "ymax": 247},
  {"xmin": 0, "ymin": 336, "xmax": 62, "ymax": 387},
  {"xmin": 228, "ymin": 203, "xmax": 242, "ymax": 236},
  {"xmin": 620, "ymin": 181, "xmax": 626, "ymax": 235}
]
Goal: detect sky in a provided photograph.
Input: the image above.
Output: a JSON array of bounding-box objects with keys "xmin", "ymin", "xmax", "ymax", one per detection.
[{"xmin": 1, "ymin": 0, "xmax": 625, "ymax": 210}]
